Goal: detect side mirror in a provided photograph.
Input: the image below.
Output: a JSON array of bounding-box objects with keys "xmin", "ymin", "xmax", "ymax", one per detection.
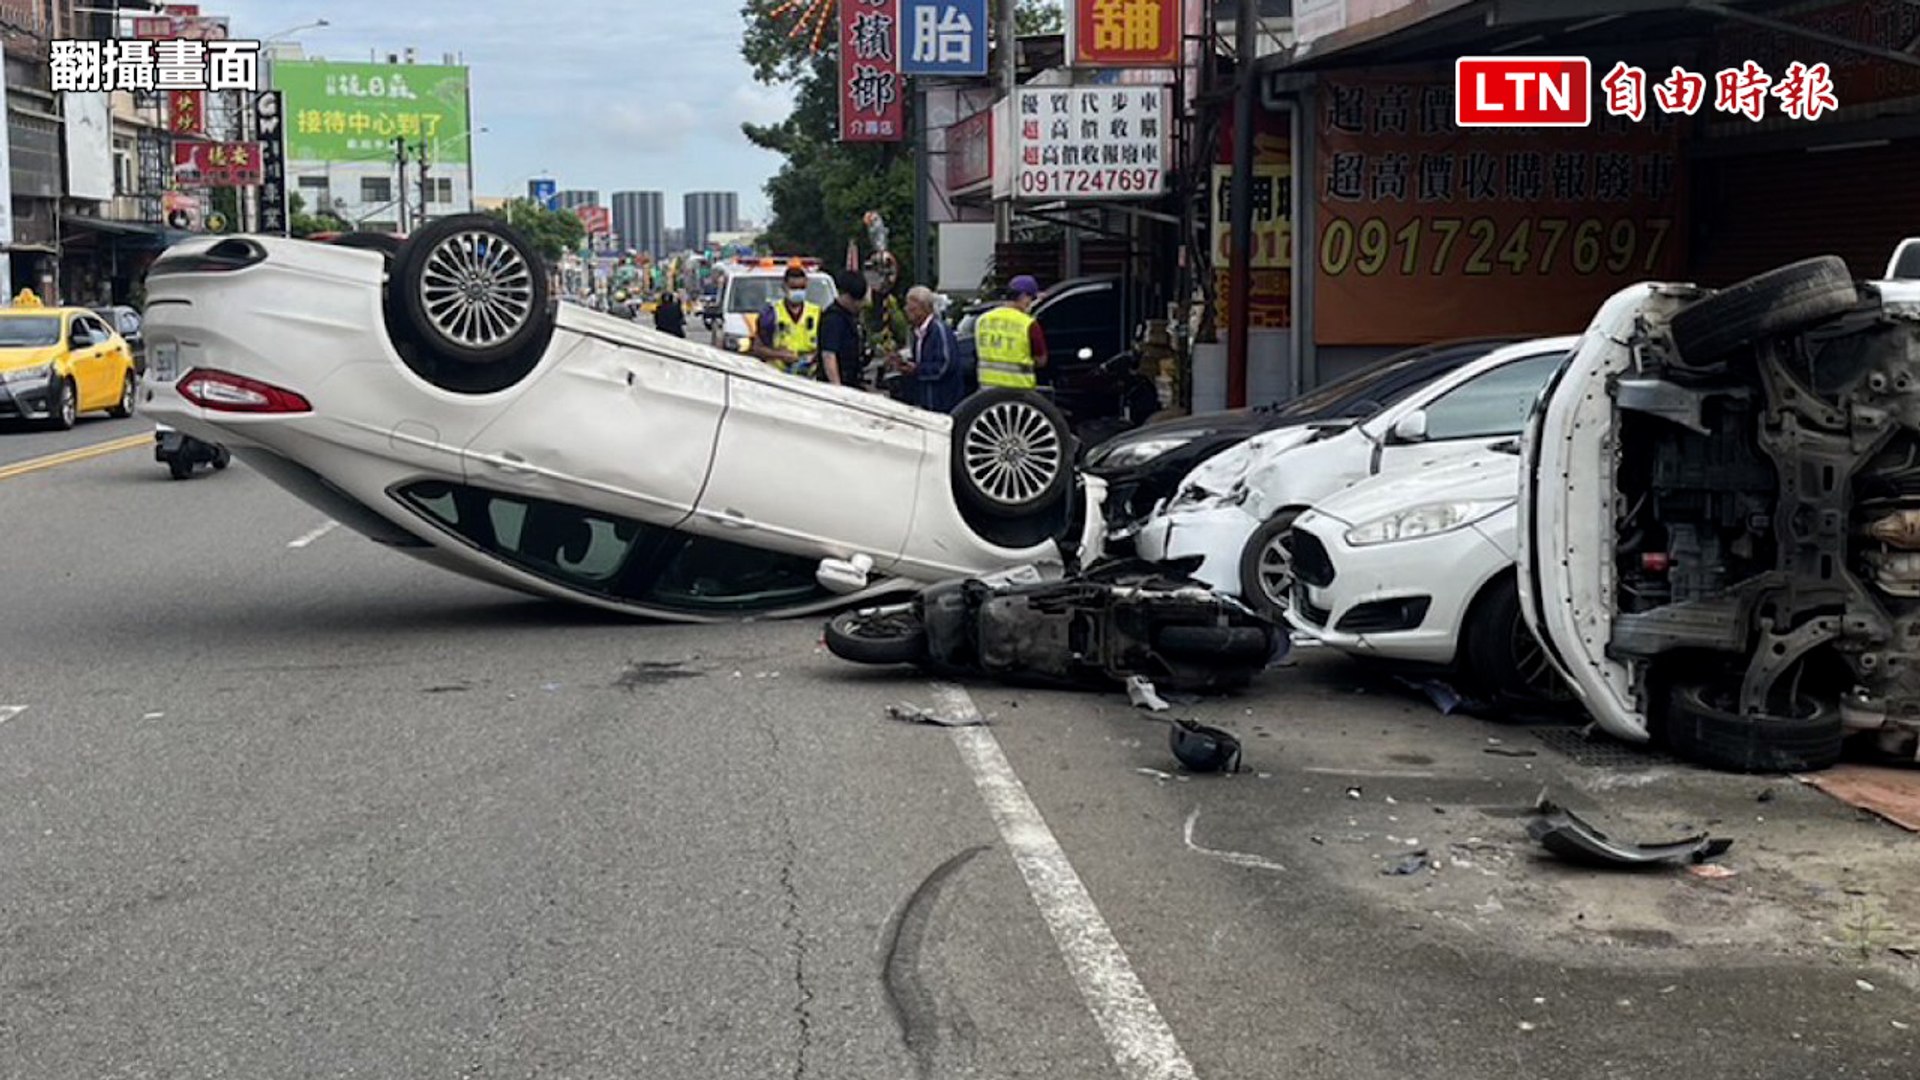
[
  {"xmin": 816, "ymin": 553, "xmax": 874, "ymax": 594},
  {"xmin": 1390, "ymin": 409, "xmax": 1430, "ymax": 443}
]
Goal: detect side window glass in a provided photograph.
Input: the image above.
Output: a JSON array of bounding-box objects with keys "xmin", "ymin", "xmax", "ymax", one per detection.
[
  {"xmin": 395, "ymin": 482, "xmax": 650, "ymax": 591},
  {"xmin": 1419, "ymin": 353, "xmax": 1565, "ymax": 441},
  {"xmin": 392, "ymin": 482, "xmax": 831, "ymax": 613},
  {"xmin": 643, "ymin": 533, "xmax": 828, "ymax": 613}
]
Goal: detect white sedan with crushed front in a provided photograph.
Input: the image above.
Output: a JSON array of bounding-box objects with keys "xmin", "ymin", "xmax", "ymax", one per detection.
[
  {"xmin": 1133, "ymin": 336, "xmax": 1575, "ymax": 618},
  {"xmin": 140, "ymin": 215, "xmax": 1101, "ymax": 621},
  {"xmin": 1287, "ymin": 450, "xmax": 1568, "ymax": 711}
]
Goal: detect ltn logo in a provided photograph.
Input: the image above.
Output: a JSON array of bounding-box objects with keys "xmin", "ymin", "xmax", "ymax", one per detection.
[{"xmin": 1455, "ymin": 57, "xmax": 1592, "ymax": 127}]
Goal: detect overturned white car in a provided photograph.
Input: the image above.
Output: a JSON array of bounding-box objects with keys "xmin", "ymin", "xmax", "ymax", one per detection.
[
  {"xmin": 140, "ymin": 216, "xmax": 1101, "ymax": 620},
  {"xmin": 1522, "ymin": 257, "xmax": 1920, "ymax": 772}
]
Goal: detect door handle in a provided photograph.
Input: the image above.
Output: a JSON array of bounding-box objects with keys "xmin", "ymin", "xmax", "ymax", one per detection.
[
  {"xmin": 716, "ymin": 508, "xmax": 751, "ymax": 529},
  {"xmin": 485, "ymin": 451, "xmax": 531, "ymax": 473}
]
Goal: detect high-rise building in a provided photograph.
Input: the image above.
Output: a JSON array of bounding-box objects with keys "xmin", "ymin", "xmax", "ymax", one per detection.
[
  {"xmin": 683, "ymin": 192, "xmax": 739, "ymax": 253},
  {"xmin": 612, "ymin": 191, "xmax": 665, "ymax": 258},
  {"xmin": 555, "ymin": 189, "xmax": 598, "ymax": 212}
]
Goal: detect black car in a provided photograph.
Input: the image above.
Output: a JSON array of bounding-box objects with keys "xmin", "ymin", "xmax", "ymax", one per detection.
[
  {"xmin": 1082, "ymin": 338, "xmax": 1522, "ymax": 530},
  {"xmin": 954, "ymin": 277, "xmax": 1157, "ymax": 438}
]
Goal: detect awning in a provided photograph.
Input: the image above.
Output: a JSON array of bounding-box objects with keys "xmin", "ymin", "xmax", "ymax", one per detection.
[
  {"xmin": 60, "ymin": 216, "xmax": 196, "ymax": 248},
  {"xmin": 1263, "ymin": 0, "xmax": 1920, "ymax": 75}
]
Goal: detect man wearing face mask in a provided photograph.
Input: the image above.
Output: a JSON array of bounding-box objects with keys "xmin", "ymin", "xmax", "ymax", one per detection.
[{"xmin": 750, "ymin": 264, "xmax": 823, "ymax": 378}]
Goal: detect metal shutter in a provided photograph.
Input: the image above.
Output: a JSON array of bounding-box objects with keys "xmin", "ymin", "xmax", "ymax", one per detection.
[{"xmin": 1690, "ymin": 140, "xmax": 1920, "ymax": 287}]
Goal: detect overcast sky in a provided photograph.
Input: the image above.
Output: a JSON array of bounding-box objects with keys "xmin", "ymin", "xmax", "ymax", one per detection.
[{"xmin": 215, "ymin": 0, "xmax": 791, "ymax": 225}]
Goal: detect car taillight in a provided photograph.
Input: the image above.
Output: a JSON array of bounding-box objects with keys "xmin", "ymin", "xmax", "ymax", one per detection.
[
  {"xmin": 175, "ymin": 368, "xmax": 312, "ymax": 413},
  {"xmin": 1642, "ymin": 552, "xmax": 1672, "ymax": 573}
]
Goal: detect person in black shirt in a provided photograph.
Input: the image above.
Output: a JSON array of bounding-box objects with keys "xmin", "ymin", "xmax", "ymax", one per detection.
[
  {"xmin": 816, "ymin": 269, "xmax": 870, "ymax": 388},
  {"xmin": 653, "ymin": 291, "xmax": 687, "ymax": 338}
]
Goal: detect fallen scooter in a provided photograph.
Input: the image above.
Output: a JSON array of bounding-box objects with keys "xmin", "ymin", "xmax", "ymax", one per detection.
[
  {"xmin": 825, "ymin": 564, "xmax": 1284, "ymax": 693},
  {"xmin": 155, "ymin": 423, "xmax": 230, "ymax": 480}
]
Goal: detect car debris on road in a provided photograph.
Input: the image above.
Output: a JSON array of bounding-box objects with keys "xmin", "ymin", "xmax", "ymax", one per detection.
[{"xmin": 1526, "ymin": 800, "xmax": 1734, "ymax": 870}]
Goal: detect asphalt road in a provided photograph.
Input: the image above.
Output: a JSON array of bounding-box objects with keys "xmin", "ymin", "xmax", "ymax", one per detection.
[{"xmin": 1, "ymin": 427, "xmax": 1915, "ymax": 1079}]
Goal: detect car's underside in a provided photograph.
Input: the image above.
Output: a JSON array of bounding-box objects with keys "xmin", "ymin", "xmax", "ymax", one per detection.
[{"xmin": 1608, "ymin": 277, "xmax": 1920, "ymax": 768}]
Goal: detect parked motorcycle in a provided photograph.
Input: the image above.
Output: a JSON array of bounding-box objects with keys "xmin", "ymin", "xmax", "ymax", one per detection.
[
  {"xmin": 155, "ymin": 423, "xmax": 229, "ymax": 480},
  {"xmin": 824, "ymin": 564, "xmax": 1283, "ymax": 693}
]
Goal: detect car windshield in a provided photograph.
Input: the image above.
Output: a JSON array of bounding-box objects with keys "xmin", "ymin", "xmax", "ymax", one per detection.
[
  {"xmin": 0, "ymin": 316, "xmax": 63, "ymax": 347},
  {"xmin": 728, "ymin": 276, "xmax": 834, "ymax": 313},
  {"xmin": 1267, "ymin": 344, "xmax": 1495, "ymax": 421}
]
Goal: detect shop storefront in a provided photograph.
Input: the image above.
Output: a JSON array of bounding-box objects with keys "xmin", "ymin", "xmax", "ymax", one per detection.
[{"xmin": 1247, "ymin": 0, "xmax": 1920, "ymax": 392}]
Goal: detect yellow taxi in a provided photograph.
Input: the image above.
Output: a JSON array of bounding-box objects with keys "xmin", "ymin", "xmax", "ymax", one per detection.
[{"xmin": 0, "ymin": 292, "xmax": 140, "ymax": 430}]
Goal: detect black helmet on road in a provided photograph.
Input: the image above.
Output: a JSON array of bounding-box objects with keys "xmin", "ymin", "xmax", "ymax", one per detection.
[{"xmin": 1169, "ymin": 719, "xmax": 1243, "ymax": 774}]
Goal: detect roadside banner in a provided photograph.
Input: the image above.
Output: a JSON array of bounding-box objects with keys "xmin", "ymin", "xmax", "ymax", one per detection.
[
  {"xmin": 1314, "ymin": 66, "xmax": 1687, "ymax": 344},
  {"xmin": 1014, "ymin": 85, "xmax": 1168, "ymax": 200}
]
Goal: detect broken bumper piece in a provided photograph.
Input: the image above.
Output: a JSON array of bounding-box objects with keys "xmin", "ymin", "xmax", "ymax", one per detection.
[{"xmin": 1527, "ymin": 802, "xmax": 1733, "ymax": 869}]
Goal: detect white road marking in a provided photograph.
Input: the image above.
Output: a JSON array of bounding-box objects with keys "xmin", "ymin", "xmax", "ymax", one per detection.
[
  {"xmin": 0, "ymin": 706, "xmax": 26, "ymax": 725},
  {"xmin": 933, "ymin": 683, "xmax": 1200, "ymax": 1080},
  {"xmin": 287, "ymin": 520, "xmax": 340, "ymax": 549},
  {"xmin": 1181, "ymin": 808, "xmax": 1286, "ymax": 873},
  {"xmin": 1300, "ymin": 766, "xmax": 1440, "ymax": 780}
]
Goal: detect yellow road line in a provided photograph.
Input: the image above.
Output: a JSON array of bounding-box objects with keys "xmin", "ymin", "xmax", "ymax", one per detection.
[{"xmin": 0, "ymin": 432, "xmax": 150, "ymax": 481}]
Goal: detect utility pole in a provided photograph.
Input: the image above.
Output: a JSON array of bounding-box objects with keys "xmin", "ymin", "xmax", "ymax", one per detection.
[
  {"xmin": 994, "ymin": 0, "xmax": 1016, "ymax": 246},
  {"xmin": 1226, "ymin": 0, "xmax": 1257, "ymax": 409},
  {"xmin": 913, "ymin": 84, "xmax": 930, "ymax": 288},
  {"xmin": 417, "ymin": 140, "xmax": 432, "ymax": 228},
  {"xmin": 393, "ymin": 137, "xmax": 410, "ymax": 232}
]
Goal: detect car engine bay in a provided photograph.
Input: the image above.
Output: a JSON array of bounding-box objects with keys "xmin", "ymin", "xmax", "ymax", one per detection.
[{"xmin": 1608, "ymin": 281, "xmax": 1920, "ymax": 764}]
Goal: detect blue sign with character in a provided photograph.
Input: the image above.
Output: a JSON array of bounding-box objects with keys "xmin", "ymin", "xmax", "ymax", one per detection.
[
  {"xmin": 529, "ymin": 178, "xmax": 558, "ymax": 211},
  {"xmin": 898, "ymin": 0, "xmax": 988, "ymax": 77}
]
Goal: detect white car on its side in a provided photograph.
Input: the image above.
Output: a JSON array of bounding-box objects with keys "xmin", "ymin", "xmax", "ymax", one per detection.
[
  {"xmin": 1287, "ymin": 450, "xmax": 1568, "ymax": 710},
  {"xmin": 139, "ymin": 216, "xmax": 1101, "ymax": 622},
  {"xmin": 1134, "ymin": 336, "xmax": 1577, "ymax": 618},
  {"xmin": 1522, "ymin": 254, "xmax": 1920, "ymax": 772}
]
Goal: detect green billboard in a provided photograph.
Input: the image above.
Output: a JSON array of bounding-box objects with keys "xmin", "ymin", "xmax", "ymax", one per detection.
[{"xmin": 274, "ymin": 60, "xmax": 472, "ymax": 164}]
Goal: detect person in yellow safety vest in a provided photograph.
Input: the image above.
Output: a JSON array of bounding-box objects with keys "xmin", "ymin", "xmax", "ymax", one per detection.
[
  {"xmin": 973, "ymin": 274, "xmax": 1048, "ymax": 390},
  {"xmin": 750, "ymin": 264, "xmax": 823, "ymax": 378}
]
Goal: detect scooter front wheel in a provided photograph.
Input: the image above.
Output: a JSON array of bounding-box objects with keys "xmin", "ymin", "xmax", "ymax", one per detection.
[{"xmin": 825, "ymin": 608, "xmax": 929, "ymax": 665}]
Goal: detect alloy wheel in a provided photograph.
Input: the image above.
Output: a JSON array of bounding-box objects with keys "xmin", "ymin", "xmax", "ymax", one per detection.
[
  {"xmin": 962, "ymin": 400, "xmax": 1064, "ymax": 507},
  {"xmin": 416, "ymin": 230, "xmax": 536, "ymax": 349},
  {"xmin": 1255, "ymin": 532, "xmax": 1292, "ymax": 610}
]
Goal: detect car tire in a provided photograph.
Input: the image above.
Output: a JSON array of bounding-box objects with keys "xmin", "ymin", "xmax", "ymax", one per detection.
[
  {"xmin": 47, "ymin": 378, "xmax": 77, "ymax": 431},
  {"xmin": 1238, "ymin": 510, "xmax": 1303, "ymax": 623},
  {"xmin": 1664, "ymin": 681, "xmax": 1843, "ymax": 774},
  {"xmin": 106, "ymin": 372, "xmax": 137, "ymax": 419},
  {"xmin": 1668, "ymin": 256, "xmax": 1858, "ymax": 363},
  {"xmin": 167, "ymin": 455, "xmax": 193, "ymax": 480},
  {"xmin": 211, "ymin": 446, "xmax": 231, "ymax": 470},
  {"xmin": 1461, "ymin": 574, "xmax": 1575, "ymax": 717},
  {"xmin": 1153, "ymin": 624, "xmax": 1273, "ymax": 663},
  {"xmin": 951, "ymin": 389, "xmax": 1075, "ymax": 521},
  {"xmin": 825, "ymin": 609, "xmax": 930, "ymax": 665},
  {"xmin": 390, "ymin": 214, "xmax": 553, "ymax": 371}
]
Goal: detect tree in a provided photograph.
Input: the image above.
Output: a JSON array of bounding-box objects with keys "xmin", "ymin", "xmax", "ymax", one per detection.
[
  {"xmin": 485, "ymin": 199, "xmax": 585, "ymax": 263},
  {"xmin": 1017, "ymin": 0, "xmax": 1063, "ymax": 35},
  {"xmin": 289, "ymin": 191, "xmax": 348, "ymax": 238},
  {"xmin": 739, "ymin": 2, "xmax": 915, "ymax": 267}
]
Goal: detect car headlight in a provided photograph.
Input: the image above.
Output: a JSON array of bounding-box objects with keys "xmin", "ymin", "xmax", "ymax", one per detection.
[
  {"xmin": 722, "ymin": 332, "xmax": 750, "ymax": 353},
  {"xmin": 1344, "ymin": 499, "xmax": 1511, "ymax": 547},
  {"xmin": 1, "ymin": 363, "xmax": 53, "ymax": 384},
  {"xmin": 1096, "ymin": 436, "xmax": 1194, "ymax": 470}
]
